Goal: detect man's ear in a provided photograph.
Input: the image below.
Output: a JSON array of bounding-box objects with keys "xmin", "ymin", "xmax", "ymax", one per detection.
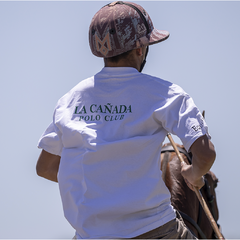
[{"xmin": 135, "ymin": 47, "xmax": 143, "ymax": 57}]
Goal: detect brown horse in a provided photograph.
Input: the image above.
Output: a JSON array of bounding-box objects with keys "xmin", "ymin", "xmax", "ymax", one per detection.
[{"xmin": 161, "ymin": 143, "xmax": 222, "ymax": 239}]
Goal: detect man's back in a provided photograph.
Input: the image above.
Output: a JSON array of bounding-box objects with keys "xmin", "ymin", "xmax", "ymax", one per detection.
[{"xmin": 54, "ymin": 67, "xmax": 176, "ymax": 238}]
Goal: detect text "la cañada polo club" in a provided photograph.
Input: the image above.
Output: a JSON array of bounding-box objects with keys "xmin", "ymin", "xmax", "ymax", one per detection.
[{"xmin": 74, "ymin": 103, "xmax": 132, "ymax": 122}]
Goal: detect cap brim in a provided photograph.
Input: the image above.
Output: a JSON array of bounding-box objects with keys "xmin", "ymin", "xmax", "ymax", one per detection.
[{"xmin": 148, "ymin": 29, "xmax": 170, "ymax": 45}]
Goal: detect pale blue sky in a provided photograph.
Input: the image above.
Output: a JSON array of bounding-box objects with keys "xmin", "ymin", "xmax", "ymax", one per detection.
[{"xmin": 0, "ymin": 1, "xmax": 239, "ymax": 239}]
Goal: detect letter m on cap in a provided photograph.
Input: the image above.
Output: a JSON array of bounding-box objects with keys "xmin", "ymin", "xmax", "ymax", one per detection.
[{"xmin": 95, "ymin": 32, "xmax": 112, "ymax": 57}]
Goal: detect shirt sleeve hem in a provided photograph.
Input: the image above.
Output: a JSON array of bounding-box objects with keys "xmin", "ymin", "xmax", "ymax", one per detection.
[
  {"xmin": 37, "ymin": 144, "xmax": 62, "ymax": 157},
  {"xmin": 184, "ymin": 130, "xmax": 211, "ymax": 152}
]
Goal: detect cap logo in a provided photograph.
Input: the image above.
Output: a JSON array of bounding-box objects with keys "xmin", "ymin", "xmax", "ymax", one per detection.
[{"xmin": 95, "ymin": 32, "xmax": 112, "ymax": 56}]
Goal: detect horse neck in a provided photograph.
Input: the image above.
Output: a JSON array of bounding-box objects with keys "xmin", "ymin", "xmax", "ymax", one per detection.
[
  {"xmin": 161, "ymin": 151, "xmax": 200, "ymax": 235},
  {"xmin": 169, "ymin": 154, "xmax": 199, "ymax": 218},
  {"xmin": 161, "ymin": 148, "xmax": 221, "ymax": 239}
]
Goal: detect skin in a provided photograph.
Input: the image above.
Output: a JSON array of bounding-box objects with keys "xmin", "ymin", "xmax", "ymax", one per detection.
[
  {"xmin": 182, "ymin": 134, "xmax": 216, "ymax": 190},
  {"xmin": 104, "ymin": 47, "xmax": 147, "ymax": 72},
  {"xmin": 36, "ymin": 150, "xmax": 60, "ymax": 182},
  {"xmin": 36, "ymin": 46, "xmax": 216, "ymax": 190}
]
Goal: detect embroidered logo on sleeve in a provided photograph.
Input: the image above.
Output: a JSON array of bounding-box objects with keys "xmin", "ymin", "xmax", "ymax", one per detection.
[
  {"xmin": 191, "ymin": 117, "xmax": 205, "ymax": 132},
  {"xmin": 73, "ymin": 103, "xmax": 132, "ymax": 122}
]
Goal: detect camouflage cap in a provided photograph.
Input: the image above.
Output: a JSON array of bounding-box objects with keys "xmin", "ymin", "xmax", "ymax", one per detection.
[{"xmin": 89, "ymin": 1, "xmax": 169, "ymax": 58}]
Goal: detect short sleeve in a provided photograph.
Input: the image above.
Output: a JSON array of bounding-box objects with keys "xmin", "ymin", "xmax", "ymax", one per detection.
[
  {"xmin": 37, "ymin": 121, "xmax": 63, "ymax": 156},
  {"xmin": 154, "ymin": 90, "xmax": 211, "ymax": 152}
]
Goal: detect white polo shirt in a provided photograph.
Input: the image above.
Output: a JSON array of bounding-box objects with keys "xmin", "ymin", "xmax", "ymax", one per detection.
[{"xmin": 38, "ymin": 67, "xmax": 210, "ymax": 239}]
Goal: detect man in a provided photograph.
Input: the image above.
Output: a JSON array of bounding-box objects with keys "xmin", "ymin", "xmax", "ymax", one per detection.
[{"xmin": 37, "ymin": 1, "xmax": 216, "ymax": 239}]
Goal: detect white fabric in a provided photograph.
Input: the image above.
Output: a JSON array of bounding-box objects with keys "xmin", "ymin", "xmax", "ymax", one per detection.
[{"xmin": 38, "ymin": 67, "xmax": 210, "ymax": 239}]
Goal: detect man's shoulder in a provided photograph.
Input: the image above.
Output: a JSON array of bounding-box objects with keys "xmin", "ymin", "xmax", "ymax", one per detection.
[
  {"xmin": 56, "ymin": 76, "xmax": 95, "ymax": 106},
  {"xmin": 72, "ymin": 76, "xmax": 95, "ymax": 91},
  {"xmin": 141, "ymin": 73, "xmax": 186, "ymax": 95}
]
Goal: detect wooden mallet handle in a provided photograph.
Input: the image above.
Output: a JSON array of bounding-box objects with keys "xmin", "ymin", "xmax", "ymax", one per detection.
[{"xmin": 167, "ymin": 133, "xmax": 224, "ymax": 239}]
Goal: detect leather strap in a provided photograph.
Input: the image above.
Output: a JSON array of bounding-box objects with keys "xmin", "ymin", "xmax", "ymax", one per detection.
[{"xmin": 161, "ymin": 145, "xmax": 192, "ymax": 164}]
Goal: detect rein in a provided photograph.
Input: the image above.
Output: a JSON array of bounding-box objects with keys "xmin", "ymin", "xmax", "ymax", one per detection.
[
  {"xmin": 161, "ymin": 144, "xmax": 217, "ymax": 239},
  {"xmin": 178, "ymin": 210, "xmax": 207, "ymax": 239}
]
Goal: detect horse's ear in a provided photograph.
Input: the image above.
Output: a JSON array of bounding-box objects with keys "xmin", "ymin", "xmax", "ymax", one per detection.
[{"xmin": 202, "ymin": 110, "xmax": 205, "ymax": 119}]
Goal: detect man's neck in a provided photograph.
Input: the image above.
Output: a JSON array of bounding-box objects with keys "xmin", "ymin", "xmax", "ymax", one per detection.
[
  {"xmin": 104, "ymin": 59, "xmax": 138, "ymax": 71},
  {"xmin": 104, "ymin": 48, "xmax": 145, "ymax": 72}
]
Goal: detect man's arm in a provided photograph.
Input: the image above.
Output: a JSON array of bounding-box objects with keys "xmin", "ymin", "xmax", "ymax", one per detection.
[
  {"xmin": 36, "ymin": 149, "xmax": 61, "ymax": 182},
  {"xmin": 181, "ymin": 134, "xmax": 216, "ymax": 189}
]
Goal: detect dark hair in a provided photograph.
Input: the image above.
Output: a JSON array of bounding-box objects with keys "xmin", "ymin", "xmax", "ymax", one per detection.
[{"xmin": 106, "ymin": 49, "xmax": 133, "ymax": 63}]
